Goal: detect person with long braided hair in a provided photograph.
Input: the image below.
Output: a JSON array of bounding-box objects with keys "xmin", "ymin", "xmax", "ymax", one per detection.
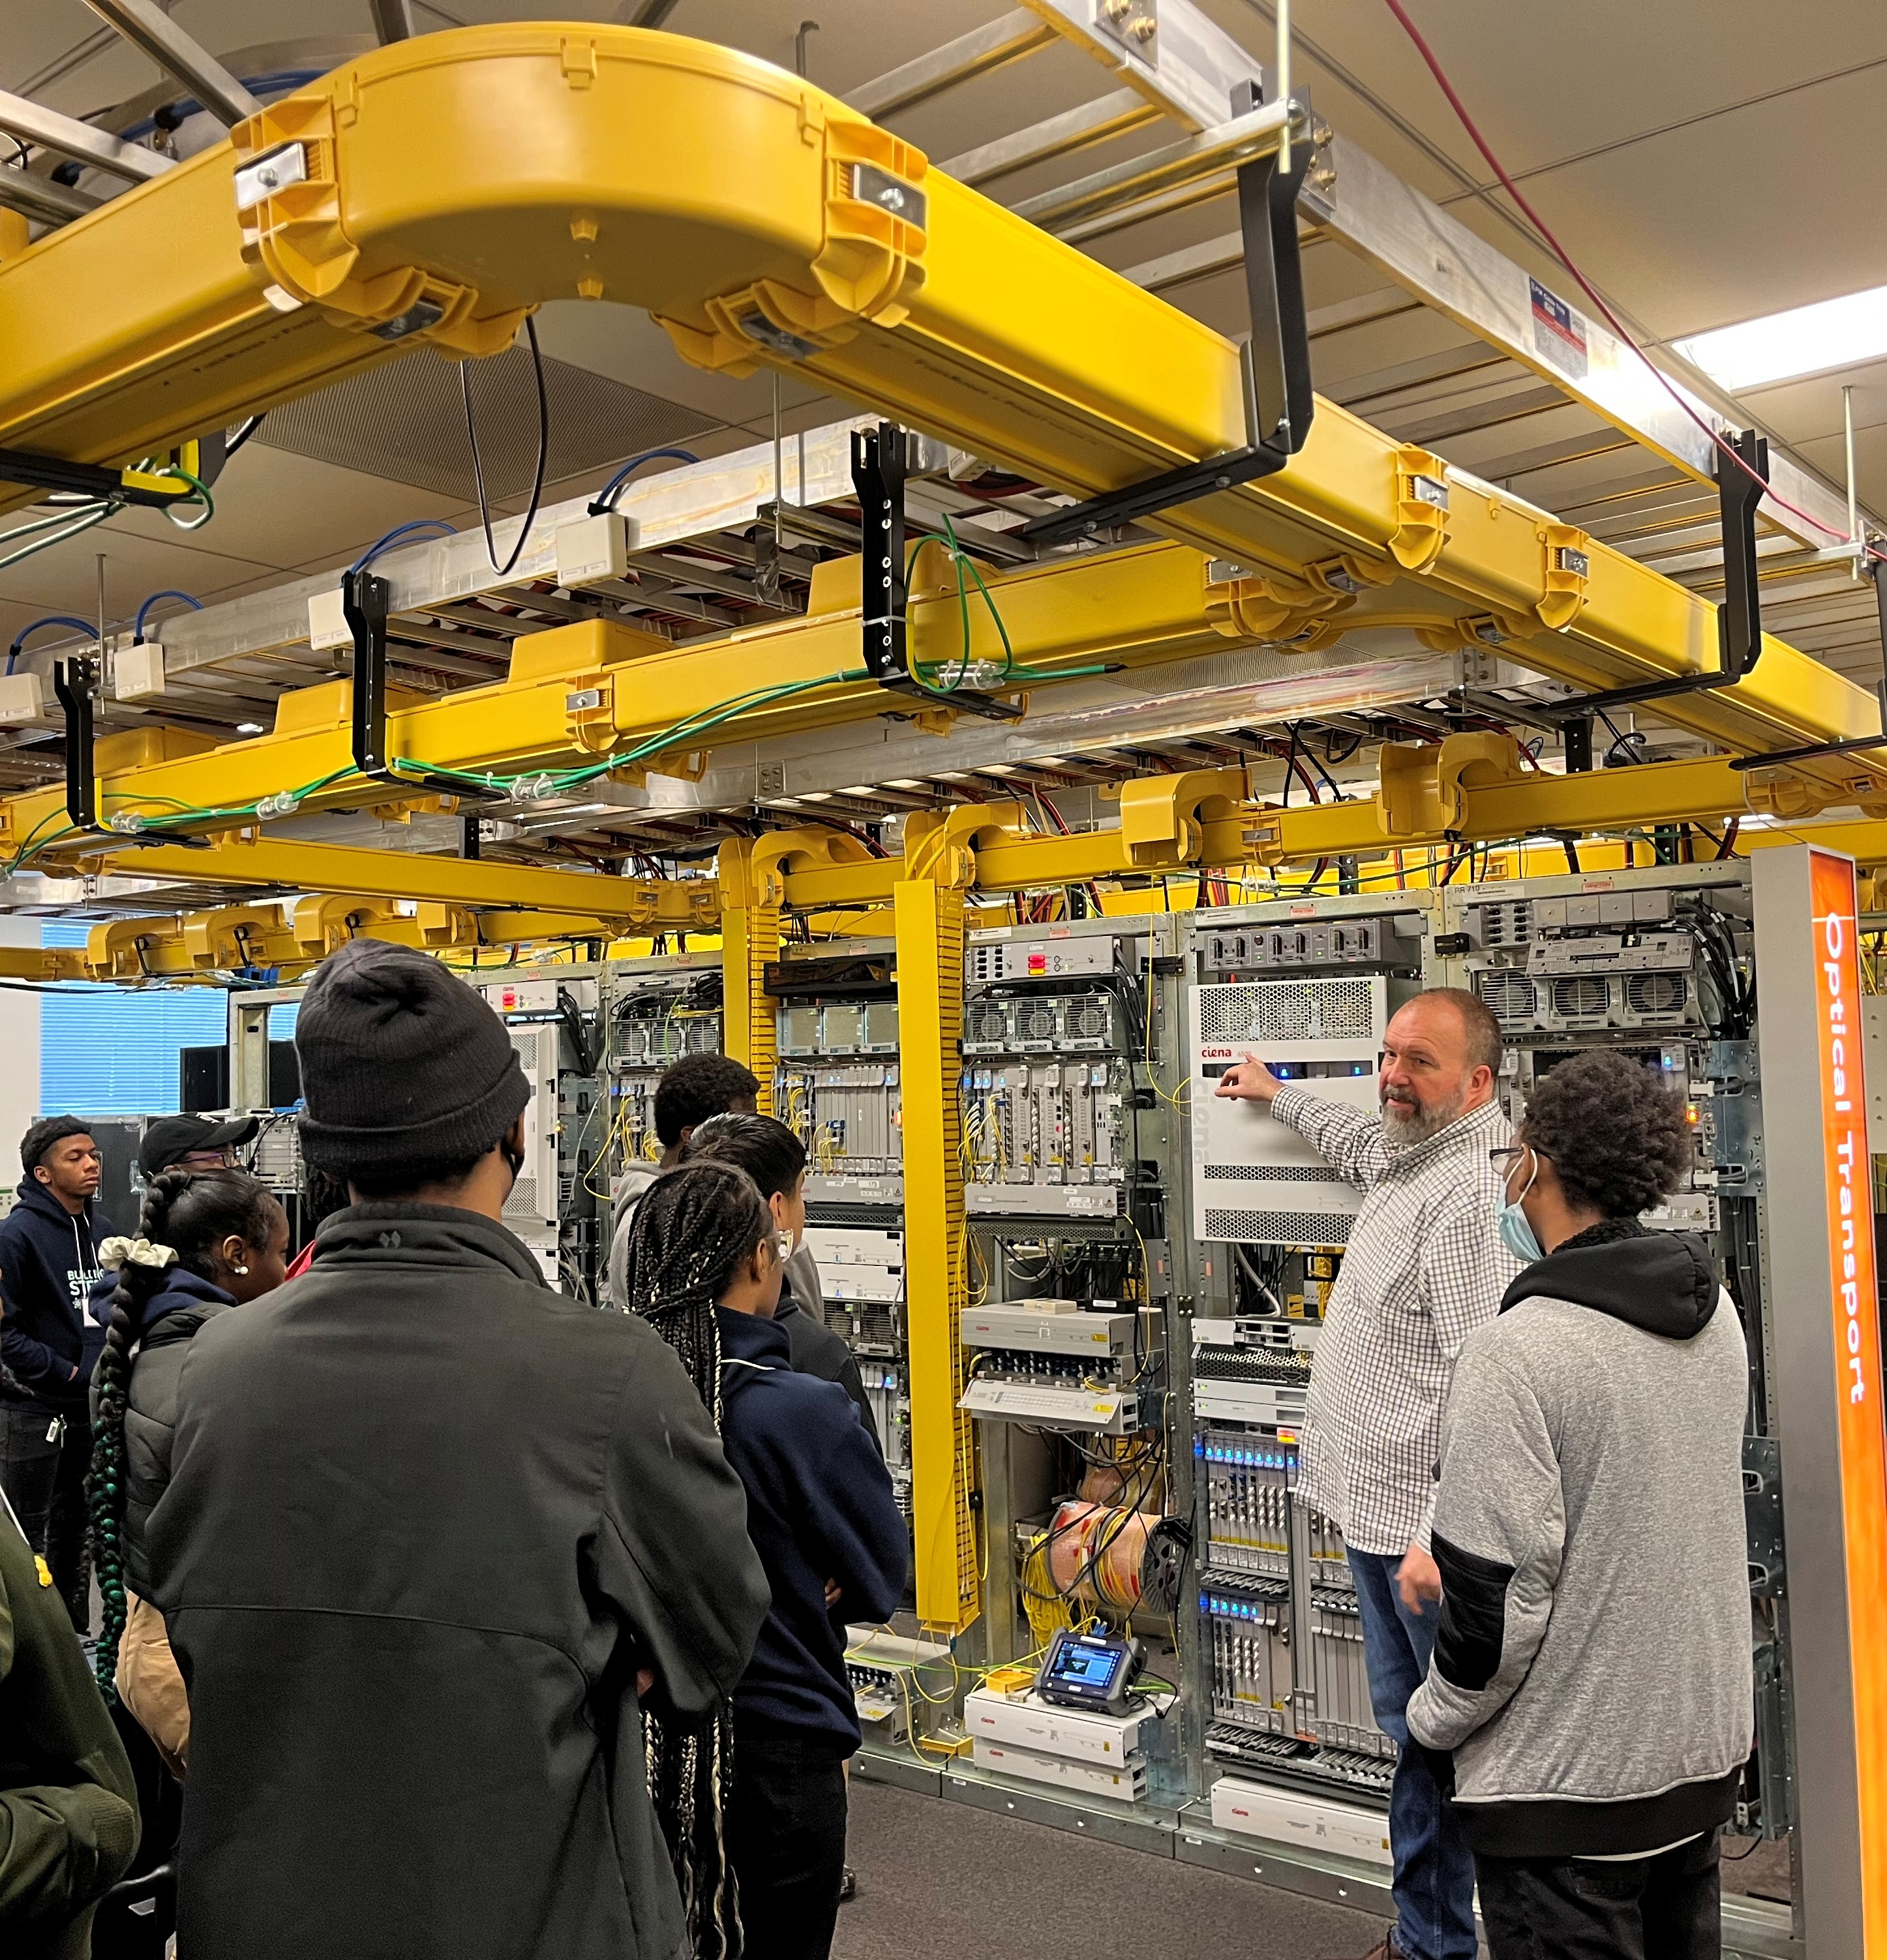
[
  {"xmin": 622, "ymin": 1164, "xmax": 906, "ymax": 1960},
  {"xmin": 87, "ymin": 1167, "xmax": 288, "ymax": 1776}
]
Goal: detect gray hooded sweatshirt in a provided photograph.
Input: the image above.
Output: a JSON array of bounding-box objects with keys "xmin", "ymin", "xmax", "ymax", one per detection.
[{"xmin": 1406, "ymin": 1220, "xmax": 1752, "ymax": 1858}]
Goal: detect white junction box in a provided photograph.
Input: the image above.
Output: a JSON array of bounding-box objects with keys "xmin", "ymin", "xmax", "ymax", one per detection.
[
  {"xmin": 0, "ymin": 671, "xmax": 55, "ymax": 725},
  {"xmin": 307, "ymin": 585, "xmax": 352, "ymax": 652},
  {"xmin": 1190, "ymin": 974, "xmax": 1400, "ymax": 1248},
  {"xmin": 971, "ymin": 1737, "xmax": 1148, "ymax": 1803},
  {"xmin": 963, "ymin": 1687, "xmax": 1151, "ymax": 1766},
  {"xmin": 1210, "ymin": 1777, "xmax": 1392, "ymax": 1867},
  {"xmin": 554, "ymin": 511, "xmax": 636, "ymax": 588}
]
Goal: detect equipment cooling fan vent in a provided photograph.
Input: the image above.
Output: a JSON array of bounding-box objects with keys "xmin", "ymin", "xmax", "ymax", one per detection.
[
  {"xmin": 1551, "ymin": 976, "xmax": 1612, "ymax": 1023},
  {"xmin": 1205, "ymin": 1164, "xmax": 1344, "ymax": 1183},
  {"xmin": 1476, "ymin": 969, "xmax": 1538, "ymax": 1025},
  {"xmin": 1016, "ymin": 1003, "xmax": 1060, "ymax": 1044},
  {"xmin": 1206, "ymin": 1207, "xmax": 1355, "ymax": 1246},
  {"xmin": 965, "ymin": 1002, "xmax": 1012, "ymax": 1048},
  {"xmin": 1064, "ymin": 999, "xmax": 1111, "ymax": 1042},
  {"xmin": 1200, "ymin": 978, "xmax": 1376, "ymax": 1044},
  {"xmin": 1624, "ymin": 972, "xmax": 1688, "ymax": 1019}
]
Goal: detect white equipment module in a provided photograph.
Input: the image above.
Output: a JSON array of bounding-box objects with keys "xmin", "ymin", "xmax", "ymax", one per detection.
[
  {"xmin": 1210, "ymin": 1776, "xmax": 1393, "ymax": 1866},
  {"xmin": 499, "ymin": 1017, "xmax": 561, "ymax": 1251},
  {"xmin": 964, "ymin": 1687, "xmax": 1154, "ymax": 1803},
  {"xmin": 1188, "ymin": 975, "xmax": 1396, "ymax": 1246}
]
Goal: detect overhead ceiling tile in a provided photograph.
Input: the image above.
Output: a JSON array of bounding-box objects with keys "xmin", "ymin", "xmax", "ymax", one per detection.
[{"xmin": 254, "ymin": 341, "xmax": 719, "ymax": 502}]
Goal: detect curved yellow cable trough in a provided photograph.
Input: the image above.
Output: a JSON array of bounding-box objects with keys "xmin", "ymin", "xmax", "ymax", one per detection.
[{"xmin": 0, "ymin": 22, "xmax": 1878, "ymax": 785}]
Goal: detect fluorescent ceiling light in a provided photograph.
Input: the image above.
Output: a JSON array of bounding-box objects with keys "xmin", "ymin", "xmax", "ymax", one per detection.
[{"xmin": 1676, "ymin": 282, "xmax": 1887, "ymax": 390}]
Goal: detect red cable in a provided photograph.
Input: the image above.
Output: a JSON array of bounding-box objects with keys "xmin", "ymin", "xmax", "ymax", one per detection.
[{"xmin": 1379, "ymin": 0, "xmax": 1877, "ymax": 561}]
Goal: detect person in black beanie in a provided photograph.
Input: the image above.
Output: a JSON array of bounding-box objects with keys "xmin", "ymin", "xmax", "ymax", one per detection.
[{"xmin": 143, "ymin": 939, "xmax": 770, "ymax": 1960}]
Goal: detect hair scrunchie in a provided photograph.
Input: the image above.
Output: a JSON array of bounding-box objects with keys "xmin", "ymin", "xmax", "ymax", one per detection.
[{"xmin": 98, "ymin": 1235, "xmax": 179, "ymax": 1272}]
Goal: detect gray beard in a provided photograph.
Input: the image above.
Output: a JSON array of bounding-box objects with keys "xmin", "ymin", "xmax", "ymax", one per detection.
[{"xmin": 1381, "ymin": 1087, "xmax": 1467, "ymax": 1150}]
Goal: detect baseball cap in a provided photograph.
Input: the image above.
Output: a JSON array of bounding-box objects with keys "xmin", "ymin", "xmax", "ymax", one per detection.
[{"xmin": 140, "ymin": 1113, "xmax": 261, "ymax": 1177}]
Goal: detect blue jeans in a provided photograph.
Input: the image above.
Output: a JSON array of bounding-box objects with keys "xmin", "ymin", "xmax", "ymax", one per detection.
[{"xmin": 1348, "ymin": 1547, "xmax": 1477, "ymax": 1960}]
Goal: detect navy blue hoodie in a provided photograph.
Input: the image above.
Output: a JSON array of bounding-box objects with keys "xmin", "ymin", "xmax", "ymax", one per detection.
[
  {"xmin": 716, "ymin": 1306, "xmax": 907, "ymax": 1747},
  {"xmin": 0, "ymin": 1179, "xmax": 110, "ymax": 1409}
]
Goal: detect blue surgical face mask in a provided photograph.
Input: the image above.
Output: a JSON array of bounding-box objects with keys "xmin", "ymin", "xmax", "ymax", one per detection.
[{"xmin": 1498, "ymin": 1148, "xmax": 1544, "ymax": 1264}]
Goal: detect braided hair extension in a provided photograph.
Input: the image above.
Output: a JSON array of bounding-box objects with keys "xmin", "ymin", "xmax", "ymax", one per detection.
[
  {"xmin": 87, "ymin": 1167, "xmax": 280, "ymax": 1698},
  {"xmin": 618, "ymin": 1162, "xmax": 775, "ymax": 1960}
]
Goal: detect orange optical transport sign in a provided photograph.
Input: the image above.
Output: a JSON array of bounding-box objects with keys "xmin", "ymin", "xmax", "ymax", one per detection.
[{"xmin": 1811, "ymin": 845, "xmax": 1887, "ymax": 1944}]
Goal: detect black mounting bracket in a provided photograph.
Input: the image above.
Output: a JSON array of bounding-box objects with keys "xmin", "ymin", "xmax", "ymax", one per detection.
[
  {"xmin": 343, "ymin": 569, "xmax": 504, "ymax": 798},
  {"xmin": 1016, "ymin": 83, "xmax": 1316, "ymax": 549},
  {"xmin": 0, "ymin": 445, "xmax": 160, "ymax": 508},
  {"xmin": 1727, "ymin": 551, "xmax": 1887, "ymax": 772},
  {"xmin": 1715, "ymin": 427, "xmax": 1769, "ymax": 682},
  {"xmin": 851, "ymin": 424, "xmax": 1024, "ymax": 723},
  {"xmin": 50, "ymin": 656, "xmax": 204, "ymax": 851},
  {"xmin": 0, "ymin": 436, "xmax": 223, "ymax": 510},
  {"xmin": 51, "ymin": 657, "xmax": 99, "ymax": 833},
  {"xmin": 1544, "ymin": 429, "xmax": 1771, "ymax": 729}
]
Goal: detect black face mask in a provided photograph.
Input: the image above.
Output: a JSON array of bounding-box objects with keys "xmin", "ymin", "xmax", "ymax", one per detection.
[{"xmin": 501, "ymin": 1139, "xmax": 526, "ymax": 1190}]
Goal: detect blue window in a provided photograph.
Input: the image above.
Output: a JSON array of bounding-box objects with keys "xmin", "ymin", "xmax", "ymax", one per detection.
[{"xmin": 39, "ymin": 921, "xmax": 229, "ymax": 1116}]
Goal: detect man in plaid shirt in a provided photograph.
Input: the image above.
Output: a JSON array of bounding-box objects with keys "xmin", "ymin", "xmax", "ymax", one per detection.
[{"xmin": 1217, "ymin": 988, "xmax": 1519, "ymax": 1960}]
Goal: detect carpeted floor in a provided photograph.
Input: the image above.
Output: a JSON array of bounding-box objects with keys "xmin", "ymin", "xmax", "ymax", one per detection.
[{"xmin": 834, "ymin": 1779, "xmax": 1384, "ymax": 1960}]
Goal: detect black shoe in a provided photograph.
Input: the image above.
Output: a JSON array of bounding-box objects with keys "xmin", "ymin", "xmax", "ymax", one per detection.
[{"xmin": 839, "ymin": 1867, "xmax": 857, "ymax": 1904}]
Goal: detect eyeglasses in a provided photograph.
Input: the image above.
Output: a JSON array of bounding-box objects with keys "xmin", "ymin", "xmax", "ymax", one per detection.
[{"xmin": 1489, "ymin": 1145, "xmax": 1527, "ymax": 1166}]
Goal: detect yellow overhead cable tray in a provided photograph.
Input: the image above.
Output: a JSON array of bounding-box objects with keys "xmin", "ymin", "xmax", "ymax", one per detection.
[
  {"xmin": 0, "ymin": 23, "xmax": 1878, "ymax": 818},
  {"xmin": 42, "ymin": 753, "xmax": 1887, "ymax": 990},
  {"xmin": 0, "ymin": 894, "xmax": 654, "ymax": 987},
  {"xmin": 0, "ymin": 545, "xmax": 1231, "ymax": 867}
]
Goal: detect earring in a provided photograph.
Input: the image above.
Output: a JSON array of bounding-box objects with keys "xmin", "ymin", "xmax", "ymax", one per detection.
[{"xmin": 234, "ymin": 1263, "xmax": 249, "ymax": 1274}]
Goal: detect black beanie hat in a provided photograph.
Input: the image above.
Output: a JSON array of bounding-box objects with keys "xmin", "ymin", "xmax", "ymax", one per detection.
[{"xmin": 295, "ymin": 939, "xmax": 530, "ymax": 1177}]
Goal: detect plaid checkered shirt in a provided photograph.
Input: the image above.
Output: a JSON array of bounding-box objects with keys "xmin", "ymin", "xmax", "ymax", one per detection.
[{"xmin": 1269, "ymin": 1085, "xmax": 1520, "ymax": 1557}]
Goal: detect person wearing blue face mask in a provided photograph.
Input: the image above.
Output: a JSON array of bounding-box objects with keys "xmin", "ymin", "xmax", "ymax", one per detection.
[
  {"xmin": 1496, "ymin": 1145, "xmax": 1548, "ymax": 1263},
  {"xmin": 1407, "ymin": 1049, "xmax": 1751, "ymax": 1960}
]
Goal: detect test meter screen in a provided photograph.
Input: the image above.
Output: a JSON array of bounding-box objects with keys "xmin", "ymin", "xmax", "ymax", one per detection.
[{"xmin": 1044, "ymin": 1636, "xmax": 1123, "ymax": 1693}]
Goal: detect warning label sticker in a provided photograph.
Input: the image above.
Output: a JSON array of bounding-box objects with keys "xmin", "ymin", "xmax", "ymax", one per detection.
[{"xmin": 1530, "ymin": 276, "xmax": 1588, "ymax": 382}]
